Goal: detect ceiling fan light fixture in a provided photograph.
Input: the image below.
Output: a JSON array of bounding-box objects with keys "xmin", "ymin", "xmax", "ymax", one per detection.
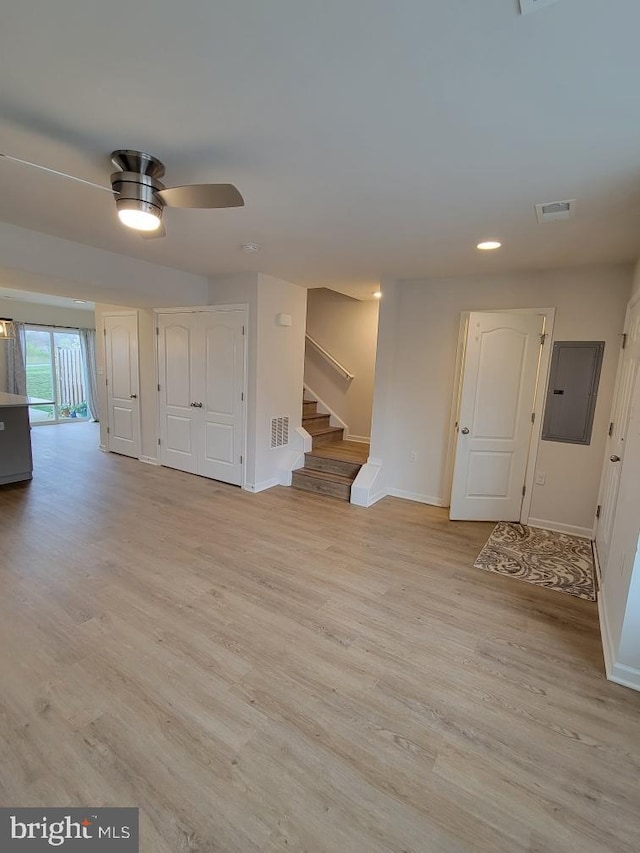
[{"xmin": 116, "ymin": 200, "xmax": 163, "ymax": 232}]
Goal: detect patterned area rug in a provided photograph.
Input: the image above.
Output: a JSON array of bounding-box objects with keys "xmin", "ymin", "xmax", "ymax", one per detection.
[{"xmin": 474, "ymin": 523, "xmax": 596, "ymax": 601}]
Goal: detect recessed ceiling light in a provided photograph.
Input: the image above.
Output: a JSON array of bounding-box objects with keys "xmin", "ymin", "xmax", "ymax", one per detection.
[
  {"xmin": 73, "ymin": 299, "xmax": 88, "ymax": 304},
  {"xmin": 373, "ymin": 291, "xmax": 382, "ymax": 299},
  {"xmin": 241, "ymin": 242, "xmax": 261, "ymax": 254},
  {"xmin": 477, "ymin": 241, "xmax": 502, "ymax": 251}
]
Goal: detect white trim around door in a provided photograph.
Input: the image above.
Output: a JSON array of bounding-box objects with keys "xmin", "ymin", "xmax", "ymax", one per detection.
[{"xmin": 444, "ymin": 307, "xmax": 555, "ymax": 524}]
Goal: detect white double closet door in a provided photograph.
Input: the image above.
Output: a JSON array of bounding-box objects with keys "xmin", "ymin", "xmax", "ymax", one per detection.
[{"xmin": 157, "ymin": 308, "xmax": 245, "ymax": 486}]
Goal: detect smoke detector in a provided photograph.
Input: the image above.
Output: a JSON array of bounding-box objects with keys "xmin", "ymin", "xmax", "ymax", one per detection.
[
  {"xmin": 241, "ymin": 242, "xmax": 261, "ymax": 254},
  {"xmin": 535, "ymin": 199, "xmax": 576, "ymax": 223},
  {"xmin": 519, "ymin": 0, "xmax": 561, "ymax": 14}
]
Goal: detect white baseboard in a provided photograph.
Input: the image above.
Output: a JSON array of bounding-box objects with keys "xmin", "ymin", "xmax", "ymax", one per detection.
[
  {"xmin": 245, "ymin": 478, "xmax": 279, "ymax": 493},
  {"xmin": 363, "ymin": 489, "xmax": 388, "ymax": 507},
  {"xmin": 597, "ymin": 593, "xmax": 640, "ymax": 692},
  {"xmin": 609, "ymin": 662, "xmax": 640, "ymax": 692},
  {"xmin": 347, "ymin": 434, "xmax": 371, "ymax": 444},
  {"xmin": 139, "ymin": 455, "xmax": 159, "ymax": 466},
  {"xmin": 527, "ymin": 517, "xmax": 593, "ymax": 540},
  {"xmin": 387, "ymin": 488, "xmax": 445, "ymax": 507},
  {"xmin": 99, "ymin": 443, "xmax": 107, "ymax": 452}
]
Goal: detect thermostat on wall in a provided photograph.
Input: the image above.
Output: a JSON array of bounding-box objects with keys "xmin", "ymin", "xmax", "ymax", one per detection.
[{"xmin": 276, "ymin": 313, "xmax": 292, "ymax": 327}]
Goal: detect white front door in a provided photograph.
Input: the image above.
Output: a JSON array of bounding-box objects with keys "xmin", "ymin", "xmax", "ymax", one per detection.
[
  {"xmin": 104, "ymin": 313, "xmax": 140, "ymax": 459},
  {"xmin": 596, "ymin": 299, "xmax": 640, "ymax": 573},
  {"xmin": 450, "ymin": 312, "xmax": 544, "ymax": 521},
  {"xmin": 157, "ymin": 312, "xmax": 199, "ymax": 475},
  {"xmin": 199, "ymin": 309, "xmax": 245, "ymax": 485}
]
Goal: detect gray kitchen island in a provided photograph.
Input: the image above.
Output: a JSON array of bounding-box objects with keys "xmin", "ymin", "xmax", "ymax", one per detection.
[{"xmin": 0, "ymin": 392, "xmax": 53, "ymax": 484}]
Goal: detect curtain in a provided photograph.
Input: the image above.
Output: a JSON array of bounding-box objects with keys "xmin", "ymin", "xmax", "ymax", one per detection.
[
  {"xmin": 79, "ymin": 328, "xmax": 99, "ymax": 422},
  {"xmin": 0, "ymin": 321, "xmax": 27, "ymax": 396}
]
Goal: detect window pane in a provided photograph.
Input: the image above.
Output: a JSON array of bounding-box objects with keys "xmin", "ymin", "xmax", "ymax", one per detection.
[
  {"xmin": 25, "ymin": 330, "xmax": 55, "ymax": 422},
  {"xmin": 54, "ymin": 331, "xmax": 88, "ymax": 420}
]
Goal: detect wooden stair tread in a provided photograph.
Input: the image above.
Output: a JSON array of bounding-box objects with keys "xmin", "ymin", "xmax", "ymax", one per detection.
[
  {"xmin": 306, "ymin": 440, "xmax": 369, "ymax": 463},
  {"xmin": 293, "ymin": 468, "xmax": 356, "ymax": 485},
  {"xmin": 302, "ymin": 412, "xmax": 331, "ymax": 422},
  {"xmin": 304, "ymin": 424, "xmax": 343, "ymax": 437}
]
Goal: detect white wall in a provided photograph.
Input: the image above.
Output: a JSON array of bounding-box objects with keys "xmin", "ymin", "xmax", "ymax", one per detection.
[
  {"xmin": 0, "ymin": 222, "xmax": 208, "ymax": 307},
  {"xmin": 208, "ymin": 273, "xmax": 259, "ymax": 485},
  {"xmin": 208, "ymin": 273, "xmax": 307, "ymax": 491},
  {"xmin": 255, "ymin": 274, "xmax": 307, "ymax": 489},
  {"xmin": 365, "ymin": 264, "xmax": 631, "ymax": 532},
  {"xmin": 0, "ymin": 296, "xmax": 94, "ymax": 329},
  {"xmin": 631, "ymin": 258, "xmax": 640, "ymax": 302},
  {"xmin": 304, "ymin": 288, "xmax": 379, "ymax": 440}
]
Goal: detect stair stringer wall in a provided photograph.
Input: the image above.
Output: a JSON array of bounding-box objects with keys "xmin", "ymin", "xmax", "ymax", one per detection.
[
  {"xmin": 304, "ymin": 383, "xmax": 368, "ymax": 443},
  {"xmin": 277, "ymin": 426, "xmax": 312, "ymax": 487}
]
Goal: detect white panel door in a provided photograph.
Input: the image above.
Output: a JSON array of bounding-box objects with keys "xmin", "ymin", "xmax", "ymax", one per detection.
[
  {"xmin": 198, "ymin": 309, "xmax": 245, "ymax": 485},
  {"xmin": 596, "ymin": 300, "xmax": 640, "ymax": 573},
  {"xmin": 104, "ymin": 313, "xmax": 140, "ymax": 459},
  {"xmin": 450, "ymin": 312, "xmax": 544, "ymax": 521},
  {"xmin": 157, "ymin": 312, "xmax": 199, "ymax": 475}
]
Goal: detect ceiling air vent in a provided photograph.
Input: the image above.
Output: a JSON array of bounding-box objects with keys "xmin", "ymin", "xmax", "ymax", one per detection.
[
  {"xmin": 519, "ymin": 0, "xmax": 561, "ymax": 14},
  {"xmin": 270, "ymin": 416, "xmax": 289, "ymax": 449},
  {"xmin": 535, "ymin": 199, "xmax": 576, "ymax": 224}
]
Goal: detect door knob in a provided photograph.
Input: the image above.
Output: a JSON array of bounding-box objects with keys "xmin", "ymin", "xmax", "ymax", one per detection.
[
  {"xmin": 461, "ymin": 427, "xmax": 470, "ymax": 435},
  {"xmin": 130, "ymin": 394, "xmax": 137, "ymax": 399},
  {"xmin": 610, "ymin": 455, "xmax": 621, "ymax": 462},
  {"xmin": 191, "ymin": 402, "xmax": 203, "ymax": 408}
]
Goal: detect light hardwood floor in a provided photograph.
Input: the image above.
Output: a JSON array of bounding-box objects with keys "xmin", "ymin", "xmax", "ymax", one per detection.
[{"xmin": 1, "ymin": 424, "xmax": 639, "ymax": 853}]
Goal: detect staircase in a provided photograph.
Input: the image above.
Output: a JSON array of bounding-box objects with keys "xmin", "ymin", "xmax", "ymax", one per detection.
[{"xmin": 292, "ymin": 397, "xmax": 369, "ymax": 501}]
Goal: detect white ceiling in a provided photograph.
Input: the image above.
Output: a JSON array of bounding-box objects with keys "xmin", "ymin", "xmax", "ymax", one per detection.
[{"xmin": 1, "ymin": 0, "xmax": 640, "ymax": 299}]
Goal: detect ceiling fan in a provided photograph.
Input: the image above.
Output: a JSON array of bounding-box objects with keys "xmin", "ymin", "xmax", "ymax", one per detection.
[{"xmin": 0, "ymin": 149, "xmax": 244, "ymax": 238}]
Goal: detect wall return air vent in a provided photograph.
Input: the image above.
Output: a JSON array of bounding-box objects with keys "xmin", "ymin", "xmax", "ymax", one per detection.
[
  {"xmin": 270, "ymin": 416, "xmax": 289, "ymax": 448},
  {"xmin": 535, "ymin": 199, "xmax": 576, "ymax": 223}
]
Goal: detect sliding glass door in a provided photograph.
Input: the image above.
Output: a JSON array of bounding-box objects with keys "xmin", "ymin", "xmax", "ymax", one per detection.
[{"xmin": 24, "ymin": 327, "xmax": 89, "ymax": 425}]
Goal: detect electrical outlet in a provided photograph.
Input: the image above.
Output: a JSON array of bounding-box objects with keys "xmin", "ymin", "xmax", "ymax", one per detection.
[
  {"xmin": 535, "ymin": 471, "xmax": 546, "ymax": 486},
  {"xmin": 409, "ymin": 450, "xmax": 417, "ymax": 462}
]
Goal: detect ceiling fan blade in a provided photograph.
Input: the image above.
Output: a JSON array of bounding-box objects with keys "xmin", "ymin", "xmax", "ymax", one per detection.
[
  {"xmin": 139, "ymin": 221, "xmax": 166, "ymax": 240},
  {"xmin": 0, "ymin": 153, "xmax": 114, "ymax": 193},
  {"xmin": 157, "ymin": 183, "xmax": 244, "ymax": 209}
]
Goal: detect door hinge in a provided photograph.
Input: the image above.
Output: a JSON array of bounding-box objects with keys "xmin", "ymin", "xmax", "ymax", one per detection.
[
  {"xmin": 240, "ymin": 455, "xmax": 243, "ymax": 464},
  {"xmin": 158, "ymin": 438, "xmax": 161, "ymax": 446},
  {"xmin": 540, "ymin": 333, "xmax": 547, "ymax": 345},
  {"xmin": 103, "ymin": 328, "xmax": 107, "ymax": 336},
  {"xmin": 608, "ymin": 421, "xmax": 614, "ymax": 437},
  {"xmin": 621, "ymin": 332, "xmax": 628, "ymax": 349},
  {"xmin": 531, "ymin": 412, "xmax": 535, "ymax": 424},
  {"xmin": 105, "ymin": 377, "xmax": 108, "ymax": 386},
  {"xmin": 106, "ymin": 426, "xmax": 110, "ymax": 434},
  {"xmin": 241, "ymin": 391, "xmax": 244, "ymax": 401},
  {"xmin": 156, "ymin": 327, "xmax": 159, "ymax": 336},
  {"xmin": 242, "ymin": 325, "xmax": 245, "ymax": 335},
  {"xmin": 596, "ymin": 504, "xmax": 602, "ymax": 519},
  {"xmin": 522, "ymin": 484, "xmax": 526, "ymax": 497},
  {"xmin": 157, "ymin": 383, "xmax": 161, "ymax": 392}
]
